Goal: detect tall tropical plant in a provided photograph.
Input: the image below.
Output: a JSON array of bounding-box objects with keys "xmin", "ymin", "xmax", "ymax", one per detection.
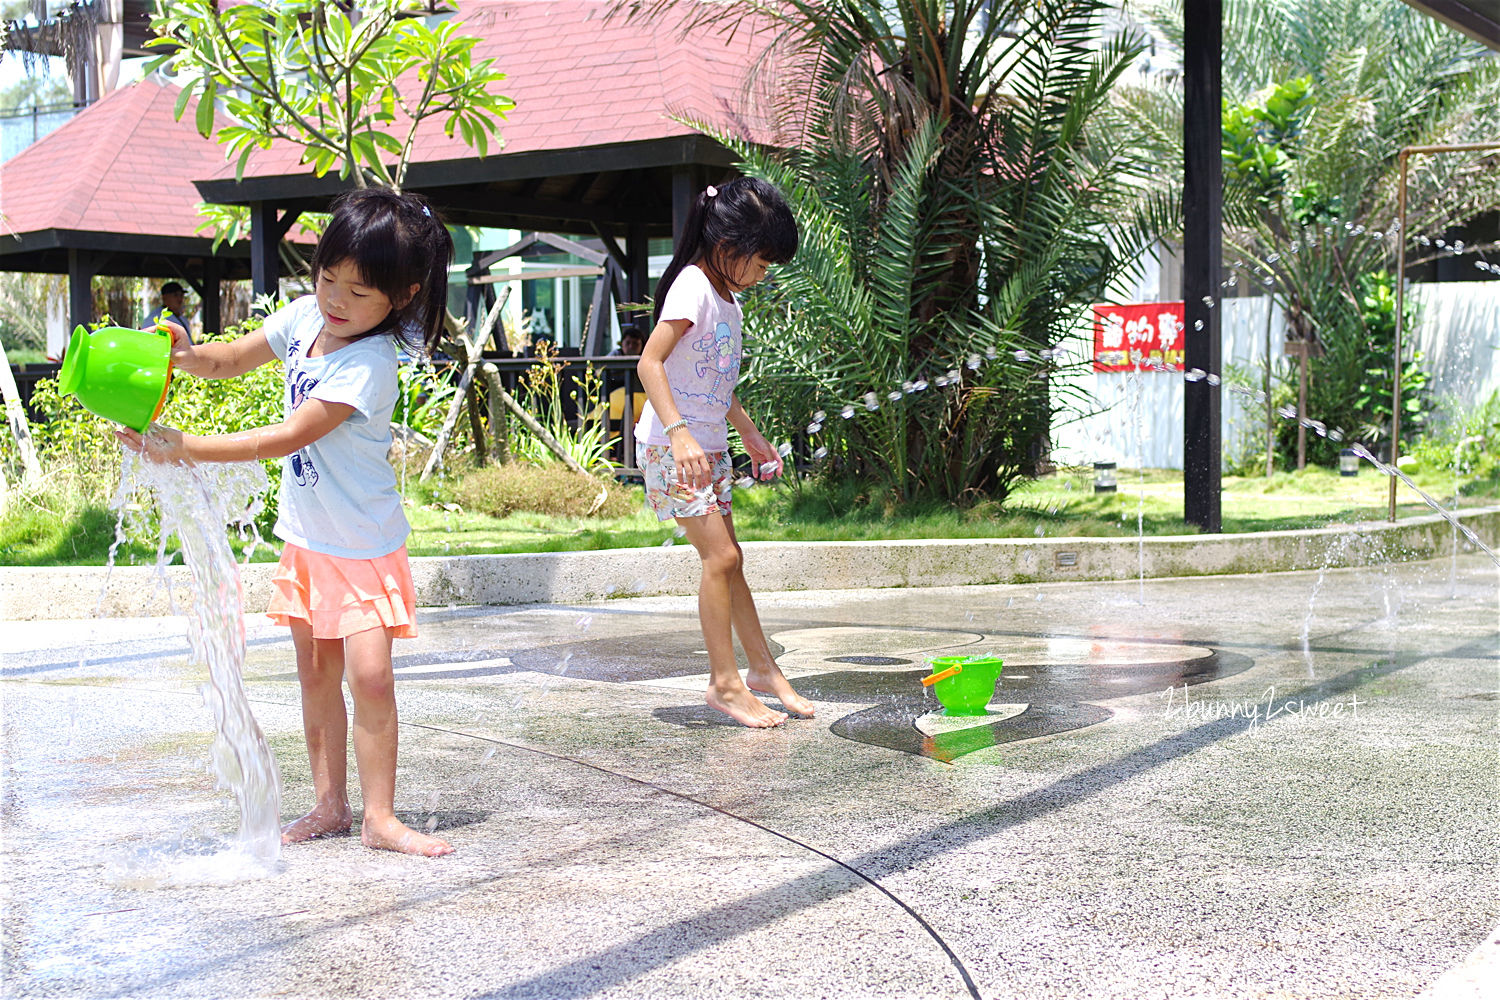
[
  {"xmin": 620, "ymin": 0, "xmax": 1172, "ymax": 503},
  {"xmin": 1118, "ymin": 0, "xmax": 1500, "ymax": 465}
]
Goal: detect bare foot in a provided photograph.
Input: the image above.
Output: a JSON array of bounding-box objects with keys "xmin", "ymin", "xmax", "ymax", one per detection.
[
  {"xmin": 281, "ymin": 801, "xmax": 353, "ymax": 844},
  {"xmin": 706, "ymin": 680, "xmax": 788, "ymax": 728},
  {"xmin": 361, "ymin": 814, "xmax": 454, "ymax": 857},
  {"xmin": 747, "ymin": 665, "xmax": 816, "ymax": 717}
]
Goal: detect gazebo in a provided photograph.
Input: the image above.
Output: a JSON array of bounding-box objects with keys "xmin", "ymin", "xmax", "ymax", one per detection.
[
  {"xmin": 189, "ymin": 0, "xmax": 780, "ymax": 351},
  {"xmin": 0, "ymin": 76, "xmax": 283, "ymax": 345}
]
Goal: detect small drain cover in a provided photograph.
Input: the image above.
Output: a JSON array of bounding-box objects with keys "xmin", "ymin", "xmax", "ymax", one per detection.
[{"xmin": 824, "ymin": 655, "xmax": 913, "ymax": 665}]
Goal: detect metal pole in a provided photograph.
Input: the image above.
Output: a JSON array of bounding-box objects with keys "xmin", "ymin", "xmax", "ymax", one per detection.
[
  {"xmin": 1183, "ymin": 0, "xmax": 1223, "ymax": 532},
  {"xmin": 1390, "ymin": 152, "xmax": 1409, "ymax": 522}
]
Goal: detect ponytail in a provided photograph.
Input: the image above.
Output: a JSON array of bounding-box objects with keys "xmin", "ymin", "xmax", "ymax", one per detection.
[{"xmin": 652, "ymin": 176, "xmax": 798, "ymax": 322}]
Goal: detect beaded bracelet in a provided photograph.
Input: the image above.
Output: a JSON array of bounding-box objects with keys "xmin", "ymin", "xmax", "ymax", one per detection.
[{"xmin": 662, "ymin": 418, "xmax": 688, "ymax": 434}]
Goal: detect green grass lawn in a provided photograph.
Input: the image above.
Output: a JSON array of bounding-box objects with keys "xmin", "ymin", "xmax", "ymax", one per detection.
[{"xmin": 4, "ymin": 462, "xmax": 1492, "ymax": 568}]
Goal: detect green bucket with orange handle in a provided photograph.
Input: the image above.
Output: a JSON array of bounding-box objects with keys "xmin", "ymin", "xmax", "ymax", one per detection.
[
  {"xmin": 920, "ymin": 654, "xmax": 1005, "ymax": 716},
  {"xmin": 57, "ymin": 324, "xmax": 174, "ymax": 433}
]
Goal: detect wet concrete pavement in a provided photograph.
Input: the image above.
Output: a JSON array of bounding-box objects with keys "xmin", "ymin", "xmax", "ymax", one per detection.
[{"xmin": 2, "ymin": 554, "xmax": 1497, "ymax": 999}]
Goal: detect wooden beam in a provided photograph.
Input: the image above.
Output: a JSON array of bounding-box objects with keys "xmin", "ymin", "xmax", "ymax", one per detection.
[{"xmin": 470, "ymin": 266, "xmax": 605, "ymax": 284}]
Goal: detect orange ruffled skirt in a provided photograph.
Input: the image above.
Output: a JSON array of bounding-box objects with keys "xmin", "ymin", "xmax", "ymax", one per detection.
[{"xmin": 266, "ymin": 543, "xmax": 418, "ymax": 639}]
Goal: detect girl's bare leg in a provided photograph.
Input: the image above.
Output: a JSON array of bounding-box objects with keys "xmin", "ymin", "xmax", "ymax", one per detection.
[
  {"xmin": 677, "ymin": 514, "xmax": 787, "ymax": 728},
  {"xmin": 343, "ymin": 626, "xmax": 453, "ymax": 857},
  {"xmin": 720, "ymin": 512, "xmax": 815, "ymax": 717},
  {"xmin": 282, "ymin": 622, "xmax": 354, "ymax": 843}
]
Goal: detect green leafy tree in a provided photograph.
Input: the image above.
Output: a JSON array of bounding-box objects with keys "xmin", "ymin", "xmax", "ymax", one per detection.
[
  {"xmin": 622, "ymin": 0, "xmax": 1172, "ymax": 504},
  {"xmin": 146, "ymin": 0, "xmax": 513, "ymax": 192},
  {"xmin": 1118, "ymin": 0, "xmax": 1500, "ymax": 465}
]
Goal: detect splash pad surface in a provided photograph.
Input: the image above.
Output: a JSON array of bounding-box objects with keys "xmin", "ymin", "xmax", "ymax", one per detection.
[{"xmin": 2, "ymin": 557, "xmax": 1496, "ymax": 999}]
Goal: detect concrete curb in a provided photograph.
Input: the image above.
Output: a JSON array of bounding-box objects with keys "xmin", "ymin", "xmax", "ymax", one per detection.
[{"xmin": 2, "ymin": 507, "xmax": 1496, "ymax": 621}]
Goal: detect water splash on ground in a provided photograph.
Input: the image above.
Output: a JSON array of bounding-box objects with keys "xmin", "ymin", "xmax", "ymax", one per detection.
[{"xmin": 106, "ymin": 449, "xmax": 282, "ymax": 882}]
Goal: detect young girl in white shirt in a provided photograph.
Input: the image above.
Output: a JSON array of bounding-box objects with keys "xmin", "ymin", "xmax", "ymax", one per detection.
[
  {"xmin": 635, "ymin": 177, "xmax": 814, "ymax": 728},
  {"xmin": 117, "ymin": 189, "xmax": 456, "ymax": 856}
]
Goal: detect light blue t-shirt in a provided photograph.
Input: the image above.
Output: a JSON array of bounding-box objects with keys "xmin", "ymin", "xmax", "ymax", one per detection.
[{"xmin": 260, "ymin": 295, "xmax": 409, "ymax": 560}]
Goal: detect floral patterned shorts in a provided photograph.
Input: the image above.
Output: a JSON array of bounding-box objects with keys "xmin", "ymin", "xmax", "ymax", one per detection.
[{"xmin": 637, "ymin": 443, "xmax": 734, "ymax": 521}]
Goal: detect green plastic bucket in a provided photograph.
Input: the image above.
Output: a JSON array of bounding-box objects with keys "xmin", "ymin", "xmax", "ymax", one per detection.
[
  {"xmin": 921, "ymin": 654, "xmax": 1005, "ymax": 716},
  {"xmin": 58, "ymin": 324, "xmax": 174, "ymax": 433}
]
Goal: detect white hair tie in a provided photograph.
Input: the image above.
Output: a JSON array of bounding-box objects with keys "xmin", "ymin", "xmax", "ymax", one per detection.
[{"xmin": 705, "ymin": 185, "xmax": 718, "ymax": 198}]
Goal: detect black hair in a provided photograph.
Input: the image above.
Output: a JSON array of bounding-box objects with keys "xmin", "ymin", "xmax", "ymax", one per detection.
[
  {"xmin": 652, "ymin": 176, "xmax": 798, "ymax": 323},
  {"xmin": 311, "ymin": 188, "xmax": 454, "ymax": 355}
]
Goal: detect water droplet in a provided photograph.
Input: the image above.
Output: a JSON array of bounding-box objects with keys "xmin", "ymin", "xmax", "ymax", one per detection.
[
  {"xmin": 575, "ymin": 614, "xmax": 593, "ymax": 631},
  {"xmin": 777, "ymin": 442, "xmax": 792, "ymax": 458},
  {"xmin": 966, "ymin": 354, "xmax": 983, "ymax": 370},
  {"xmin": 1201, "ymin": 295, "xmax": 1216, "ymax": 308},
  {"xmin": 1277, "ymin": 404, "xmax": 1297, "ymax": 419},
  {"xmin": 813, "ymin": 446, "xmax": 829, "ymax": 460},
  {"xmin": 1418, "ymin": 235, "xmax": 1432, "ymax": 246},
  {"xmin": 1372, "ymin": 231, "xmax": 1383, "ymax": 240},
  {"xmin": 660, "ymin": 536, "xmax": 675, "ymax": 547},
  {"xmin": 841, "ymin": 405, "xmax": 856, "ymax": 419},
  {"xmin": 1206, "ymin": 373, "xmax": 1221, "ymax": 386},
  {"xmin": 735, "ymin": 476, "xmax": 756, "ymax": 489},
  {"xmin": 863, "ymin": 393, "xmax": 880, "ymax": 411},
  {"xmin": 1014, "ymin": 349, "xmax": 1032, "ymax": 363},
  {"xmin": 1328, "ymin": 428, "xmax": 1344, "ymax": 442},
  {"xmin": 1184, "ymin": 368, "xmax": 1206, "ymax": 382},
  {"xmin": 424, "ymin": 815, "xmax": 439, "ymax": 834},
  {"xmin": 806, "ymin": 421, "xmax": 823, "ymax": 435},
  {"xmin": 812, "ymin": 410, "xmax": 826, "ymax": 422},
  {"xmin": 1193, "ymin": 319, "xmax": 1204, "ymax": 331},
  {"xmin": 1453, "ymin": 240, "xmax": 1465, "ymax": 253},
  {"xmin": 887, "ymin": 390, "xmax": 902, "ymax": 402},
  {"xmin": 1266, "ymin": 253, "xmax": 1280, "ymax": 264},
  {"xmin": 913, "ymin": 378, "xmax": 928, "ymax": 391},
  {"xmin": 1033, "ymin": 526, "xmax": 1045, "ymax": 537},
  {"xmin": 425, "ymin": 790, "xmax": 441, "ymax": 811},
  {"xmin": 984, "ymin": 346, "xmax": 998, "ymax": 360},
  {"xmin": 1436, "ymin": 239, "xmax": 1447, "ymax": 249},
  {"xmin": 674, "ymin": 525, "xmax": 687, "ymax": 538},
  {"xmin": 481, "ymin": 746, "xmax": 497, "ymax": 762}
]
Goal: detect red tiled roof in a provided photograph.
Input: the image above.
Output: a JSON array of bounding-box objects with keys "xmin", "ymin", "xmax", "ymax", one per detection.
[
  {"xmin": 0, "ymin": 1, "xmax": 778, "ymax": 239},
  {"xmin": 219, "ymin": 0, "xmax": 779, "ymax": 179},
  {"xmin": 0, "ymin": 76, "xmax": 235, "ymax": 240}
]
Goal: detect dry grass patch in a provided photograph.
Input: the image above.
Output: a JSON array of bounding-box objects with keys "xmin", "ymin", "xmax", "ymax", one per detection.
[{"xmin": 453, "ymin": 462, "xmax": 637, "ymax": 519}]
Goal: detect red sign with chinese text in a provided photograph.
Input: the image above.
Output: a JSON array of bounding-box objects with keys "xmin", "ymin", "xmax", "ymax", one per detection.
[{"xmin": 1092, "ymin": 301, "xmax": 1185, "ymax": 372}]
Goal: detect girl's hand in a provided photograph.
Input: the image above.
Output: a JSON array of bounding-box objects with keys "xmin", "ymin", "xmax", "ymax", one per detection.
[
  {"xmin": 669, "ymin": 428, "xmax": 712, "ymax": 490},
  {"xmin": 153, "ymin": 319, "xmax": 197, "ymax": 369},
  {"xmin": 114, "ymin": 424, "xmax": 192, "ymax": 465},
  {"xmin": 742, "ymin": 432, "xmax": 783, "ymax": 481}
]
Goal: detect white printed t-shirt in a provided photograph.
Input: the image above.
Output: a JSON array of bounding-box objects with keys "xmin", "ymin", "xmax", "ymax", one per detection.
[
  {"xmin": 634, "ymin": 264, "xmax": 741, "ymax": 452},
  {"xmin": 260, "ymin": 295, "xmax": 409, "ymax": 560}
]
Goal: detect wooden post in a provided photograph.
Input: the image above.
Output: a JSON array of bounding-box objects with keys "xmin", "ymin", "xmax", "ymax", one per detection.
[
  {"xmin": 422, "ymin": 288, "xmax": 511, "ymax": 481},
  {"xmin": 0, "ymin": 334, "xmax": 44, "ymax": 488},
  {"xmin": 1390, "ymin": 152, "xmax": 1410, "ymax": 521}
]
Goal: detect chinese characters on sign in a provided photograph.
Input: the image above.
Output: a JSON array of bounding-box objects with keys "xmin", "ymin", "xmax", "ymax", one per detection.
[{"xmin": 1092, "ymin": 302, "xmax": 1186, "ymax": 372}]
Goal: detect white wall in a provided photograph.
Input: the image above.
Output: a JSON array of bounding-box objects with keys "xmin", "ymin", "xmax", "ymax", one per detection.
[{"xmin": 1049, "ymin": 282, "xmax": 1500, "ymax": 471}]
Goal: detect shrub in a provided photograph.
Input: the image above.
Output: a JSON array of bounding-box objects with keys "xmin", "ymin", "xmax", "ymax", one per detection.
[{"xmin": 452, "ymin": 462, "xmax": 636, "ymax": 519}]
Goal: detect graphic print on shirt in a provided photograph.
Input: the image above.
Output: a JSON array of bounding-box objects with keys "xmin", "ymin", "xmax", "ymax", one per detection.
[
  {"xmin": 680, "ymin": 321, "xmax": 738, "ymax": 407},
  {"xmin": 285, "ymin": 334, "xmax": 320, "ymax": 488}
]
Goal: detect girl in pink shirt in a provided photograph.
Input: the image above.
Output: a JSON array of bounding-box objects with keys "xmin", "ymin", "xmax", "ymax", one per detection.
[{"xmin": 635, "ymin": 177, "xmax": 813, "ymax": 728}]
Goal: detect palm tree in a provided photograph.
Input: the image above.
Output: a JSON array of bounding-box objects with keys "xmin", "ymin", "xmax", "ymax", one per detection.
[
  {"xmin": 1118, "ymin": 0, "xmax": 1500, "ymax": 466},
  {"xmin": 618, "ymin": 0, "xmax": 1171, "ymax": 503}
]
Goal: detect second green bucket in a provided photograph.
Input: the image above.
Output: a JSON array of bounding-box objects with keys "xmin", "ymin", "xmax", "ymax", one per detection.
[
  {"xmin": 58, "ymin": 324, "xmax": 174, "ymax": 433},
  {"xmin": 921, "ymin": 654, "xmax": 1005, "ymax": 716}
]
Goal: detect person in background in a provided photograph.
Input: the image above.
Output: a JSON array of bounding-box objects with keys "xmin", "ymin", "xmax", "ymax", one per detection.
[{"xmin": 145, "ymin": 281, "xmax": 194, "ymax": 343}]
